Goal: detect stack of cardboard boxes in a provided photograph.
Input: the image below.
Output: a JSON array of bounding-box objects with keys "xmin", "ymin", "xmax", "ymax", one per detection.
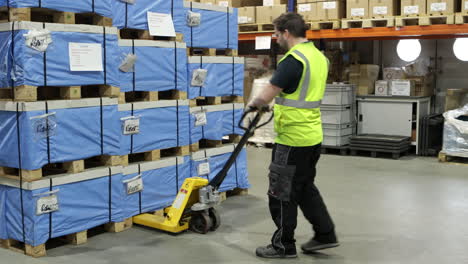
[
  {"xmin": 374, "ymin": 67, "xmax": 434, "ymax": 96},
  {"xmin": 238, "ymin": 0, "xmax": 287, "ymax": 24},
  {"xmin": 349, "ymin": 64, "xmax": 380, "ymax": 95},
  {"xmin": 297, "ymin": 0, "xmax": 345, "ymax": 21},
  {"xmin": 345, "ymin": 0, "xmax": 400, "ymax": 19}
]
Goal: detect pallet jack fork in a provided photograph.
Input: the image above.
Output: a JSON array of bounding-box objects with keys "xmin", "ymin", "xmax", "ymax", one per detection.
[{"xmin": 133, "ymin": 107, "xmax": 272, "ymax": 234}]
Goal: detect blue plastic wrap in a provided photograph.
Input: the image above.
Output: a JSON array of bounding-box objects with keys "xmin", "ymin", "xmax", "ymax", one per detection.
[
  {"xmin": 0, "ymin": 99, "xmax": 120, "ymax": 170},
  {"xmin": 174, "ymin": 2, "xmax": 238, "ymax": 49},
  {"xmin": 112, "ymin": 0, "xmax": 184, "ymax": 30},
  {"xmin": 118, "ymin": 40, "xmax": 187, "ymax": 93},
  {"xmin": 187, "ymin": 56, "xmax": 244, "ymax": 99},
  {"xmin": 0, "ymin": 0, "xmax": 112, "ymax": 18},
  {"xmin": 0, "ymin": 22, "xmax": 119, "ymax": 89},
  {"xmin": 2, "ymin": 166, "xmax": 122, "ymax": 246},
  {"xmin": 118, "ymin": 100, "xmax": 190, "ymax": 155},
  {"xmin": 117, "ymin": 156, "xmax": 190, "ymax": 221},
  {"xmin": 0, "ymin": 185, "xmax": 6, "ymax": 240},
  {"xmin": 190, "ymin": 145, "xmax": 249, "ymax": 192}
]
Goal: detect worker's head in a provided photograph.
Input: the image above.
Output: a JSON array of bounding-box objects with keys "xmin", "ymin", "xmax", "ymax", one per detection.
[{"xmin": 273, "ymin": 12, "xmax": 308, "ymax": 50}]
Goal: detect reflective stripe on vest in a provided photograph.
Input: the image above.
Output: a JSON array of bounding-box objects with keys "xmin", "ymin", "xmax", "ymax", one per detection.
[{"xmin": 275, "ymin": 49, "xmax": 321, "ymax": 109}]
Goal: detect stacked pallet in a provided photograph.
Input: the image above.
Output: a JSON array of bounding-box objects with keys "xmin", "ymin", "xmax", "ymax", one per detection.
[
  {"xmin": 297, "ymin": 0, "xmax": 345, "ymax": 30},
  {"xmin": 350, "ymin": 134, "xmax": 412, "ymax": 158},
  {"xmin": 0, "ymin": 0, "xmax": 248, "ymax": 258},
  {"xmin": 237, "ymin": 0, "xmax": 287, "ymax": 32}
]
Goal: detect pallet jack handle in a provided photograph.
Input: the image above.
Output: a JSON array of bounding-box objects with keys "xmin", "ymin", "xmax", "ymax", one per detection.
[{"xmin": 208, "ymin": 106, "xmax": 273, "ymax": 189}]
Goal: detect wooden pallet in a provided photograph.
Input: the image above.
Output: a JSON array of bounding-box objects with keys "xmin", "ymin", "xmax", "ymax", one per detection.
[
  {"xmin": 396, "ymin": 14, "xmax": 455, "ymax": 26},
  {"xmin": 0, "ymin": 85, "xmax": 120, "ymax": 102},
  {"xmin": 0, "ymin": 218, "xmax": 132, "ymax": 258},
  {"xmin": 119, "ymin": 28, "xmax": 184, "ymax": 42},
  {"xmin": 342, "ymin": 17, "xmax": 395, "ymax": 29},
  {"xmin": 123, "ymin": 145, "xmax": 191, "ymax": 166},
  {"xmin": 190, "ymin": 134, "xmax": 242, "ymax": 152},
  {"xmin": 438, "ymin": 151, "xmax": 468, "ymax": 165},
  {"xmin": 187, "ymin": 47, "xmax": 238, "ymax": 56},
  {"xmin": 189, "ymin": 96, "xmax": 243, "ymax": 107},
  {"xmin": 238, "ymin": 23, "xmax": 274, "ymax": 33},
  {"xmin": 321, "ymin": 145, "xmax": 349, "ymax": 155},
  {"xmin": 119, "ymin": 90, "xmax": 188, "ymax": 104},
  {"xmin": 0, "ymin": 7, "xmax": 112, "ymax": 26},
  {"xmin": 455, "ymin": 13, "xmax": 468, "ymax": 24},
  {"xmin": 308, "ymin": 20, "xmax": 341, "ymax": 30},
  {"xmin": 350, "ymin": 148, "xmax": 409, "ymax": 159},
  {"xmin": 0, "ymin": 154, "xmax": 124, "ymax": 182}
]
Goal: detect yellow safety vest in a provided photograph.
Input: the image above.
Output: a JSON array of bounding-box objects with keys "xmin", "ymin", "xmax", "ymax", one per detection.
[{"xmin": 274, "ymin": 42, "xmax": 328, "ymax": 147}]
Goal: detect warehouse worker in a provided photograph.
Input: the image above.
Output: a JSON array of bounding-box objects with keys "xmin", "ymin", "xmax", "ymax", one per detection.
[{"xmin": 247, "ymin": 12, "xmax": 339, "ymax": 259}]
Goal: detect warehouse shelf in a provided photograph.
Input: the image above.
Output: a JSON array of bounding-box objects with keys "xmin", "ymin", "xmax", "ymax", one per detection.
[{"xmin": 239, "ymin": 24, "xmax": 468, "ymax": 41}]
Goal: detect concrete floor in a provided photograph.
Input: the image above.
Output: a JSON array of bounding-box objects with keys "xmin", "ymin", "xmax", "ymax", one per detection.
[{"xmin": 3, "ymin": 146, "xmax": 468, "ymax": 264}]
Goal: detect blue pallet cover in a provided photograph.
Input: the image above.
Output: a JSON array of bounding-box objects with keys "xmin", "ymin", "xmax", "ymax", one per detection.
[
  {"xmin": 112, "ymin": 0, "xmax": 184, "ymax": 30},
  {"xmin": 3, "ymin": 167, "xmax": 122, "ymax": 246},
  {"xmin": 174, "ymin": 2, "xmax": 238, "ymax": 49},
  {"xmin": 118, "ymin": 101, "xmax": 190, "ymax": 155},
  {"xmin": 0, "ymin": 99, "xmax": 120, "ymax": 170},
  {"xmin": 0, "ymin": 0, "xmax": 112, "ymax": 18},
  {"xmin": 117, "ymin": 156, "xmax": 190, "ymax": 221},
  {"xmin": 0, "ymin": 22, "xmax": 119, "ymax": 89},
  {"xmin": 222, "ymin": 105, "xmax": 244, "ymax": 136},
  {"xmin": 118, "ymin": 40, "xmax": 187, "ymax": 93},
  {"xmin": 0, "ymin": 185, "xmax": 6, "ymax": 240},
  {"xmin": 187, "ymin": 56, "xmax": 244, "ymax": 99}
]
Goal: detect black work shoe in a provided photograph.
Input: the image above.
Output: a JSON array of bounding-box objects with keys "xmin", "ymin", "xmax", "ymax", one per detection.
[
  {"xmin": 301, "ymin": 239, "xmax": 339, "ymax": 252},
  {"xmin": 256, "ymin": 244, "xmax": 297, "ymax": 259}
]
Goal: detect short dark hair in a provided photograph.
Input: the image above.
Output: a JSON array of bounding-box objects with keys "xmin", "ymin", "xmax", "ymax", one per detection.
[{"xmin": 272, "ymin": 12, "xmax": 308, "ymax": 38}]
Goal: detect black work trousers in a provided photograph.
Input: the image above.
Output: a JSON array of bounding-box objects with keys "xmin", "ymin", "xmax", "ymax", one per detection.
[{"xmin": 268, "ymin": 143, "xmax": 336, "ymax": 254}]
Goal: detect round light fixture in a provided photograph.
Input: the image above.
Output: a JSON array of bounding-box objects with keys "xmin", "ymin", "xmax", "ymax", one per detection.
[
  {"xmin": 453, "ymin": 38, "xmax": 468, "ymax": 61},
  {"xmin": 396, "ymin": 39, "xmax": 421, "ymax": 62}
]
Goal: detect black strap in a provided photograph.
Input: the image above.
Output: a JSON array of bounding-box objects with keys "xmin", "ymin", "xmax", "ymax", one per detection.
[
  {"xmin": 125, "ymin": 3, "xmax": 128, "ymax": 29},
  {"xmin": 91, "ymin": 0, "xmax": 95, "ymax": 13},
  {"xmin": 108, "ymin": 167, "xmax": 112, "ymax": 222},
  {"xmin": 16, "ymin": 103, "xmax": 26, "ymax": 249},
  {"xmin": 231, "ymin": 103, "xmax": 235, "ymax": 134},
  {"xmin": 132, "ymin": 39, "xmax": 136, "ymax": 92},
  {"xmin": 45, "ymin": 101, "xmax": 51, "ymax": 164},
  {"xmin": 130, "ymin": 103, "xmax": 134, "ymax": 154},
  {"xmin": 176, "ymin": 100, "xmax": 180, "ymax": 147},
  {"xmin": 43, "ymin": 23, "xmax": 47, "ymax": 87},
  {"xmin": 39, "ymin": 0, "xmax": 42, "ymax": 8},
  {"xmin": 175, "ymin": 157, "xmax": 179, "ymax": 195},
  {"xmin": 48, "ymin": 178, "xmax": 53, "ymax": 240},
  {"xmin": 231, "ymin": 56, "xmax": 235, "ymax": 96},
  {"xmin": 234, "ymin": 157, "xmax": 239, "ymax": 188},
  {"xmin": 100, "ymin": 97, "xmax": 104, "ymax": 155},
  {"xmin": 198, "ymin": 56, "xmax": 203, "ymax": 97},
  {"xmin": 201, "ymin": 106, "xmax": 205, "ymax": 139},
  {"xmin": 203, "ymin": 150, "xmax": 209, "ymax": 180},
  {"xmin": 190, "ymin": 2, "xmax": 193, "ymax": 47},
  {"xmin": 171, "ymin": 0, "xmax": 174, "ymax": 17},
  {"xmin": 138, "ymin": 164, "xmax": 142, "ymax": 214},
  {"xmin": 174, "ymin": 41, "xmax": 178, "ymax": 91},
  {"xmin": 226, "ymin": 7, "xmax": 229, "ymax": 49},
  {"xmin": 9, "ymin": 22, "xmax": 14, "ymax": 98},
  {"xmin": 103, "ymin": 27, "xmax": 107, "ymax": 85}
]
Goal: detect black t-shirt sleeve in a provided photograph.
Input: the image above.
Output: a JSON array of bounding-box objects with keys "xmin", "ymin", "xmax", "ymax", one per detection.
[{"xmin": 270, "ymin": 55, "xmax": 304, "ymax": 94}]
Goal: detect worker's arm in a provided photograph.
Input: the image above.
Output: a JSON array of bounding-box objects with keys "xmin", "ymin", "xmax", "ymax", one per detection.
[{"xmin": 247, "ymin": 83, "xmax": 282, "ymax": 109}]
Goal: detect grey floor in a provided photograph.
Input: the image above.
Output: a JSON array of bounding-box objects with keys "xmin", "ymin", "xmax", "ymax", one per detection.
[{"xmin": 3, "ymin": 146, "xmax": 468, "ymax": 264}]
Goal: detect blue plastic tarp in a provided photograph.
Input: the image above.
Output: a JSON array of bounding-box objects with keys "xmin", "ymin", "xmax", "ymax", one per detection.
[
  {"xmin": 187, "ymin": 56, "xmax": 244, "ymax": 99},
  {"xmin": 0, "ymin": 23, "xmax": 119, "ymax": 89},
  {"xmin": 0, "ymin": 100, "xmax": 120, "ymax": 170},
  {"xmin": 0, "ymin": 0, "xmax": 112, "ymax": 18},
  {"xmin": 175, "ymin": 3, "xmax": 238, "ymax": 49},
  {"xmin": 118, "ymin": 101, "xmax": 190, "ymax": 155},
  {"xmin": 0, "ymin": 185, "xmax": 6, "ymax": 240},
  {"xmin": 118, "ymin": 40, "xmax": 187, "ymax": 93}
]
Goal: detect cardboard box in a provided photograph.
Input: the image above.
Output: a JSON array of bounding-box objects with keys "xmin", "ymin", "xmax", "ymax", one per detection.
[
  {"xmin": 401, "ymin": 0, "xmax": 426, "ymax": 15},
  {"xmin": 256, "ymin": 5, "xmax": 287, "ymax": 23},
  {"xmin": 375, "ymin": 80, "xmax": 390, "ymax": 95},
  {"xmin": 427, "ymin": 0, "xmax": 454, "ymax": 15},
  {"xmin": 383, "ymin": 67, "xmax": 406, "ymax": 80},
  {"xmin": 390, "ymin": 80, "xmax": 416, "ymax": 96},
  {"xmin": 347, "ymin": 0, "xmax": 369, "ymax": 18},
  {"xmin": 406, "ymin": 76, "xmax": 434, "ymax": 96},
  {"xmin": 238, "ymin": 6, "xmax": 256, "ymax": 23},
  {"xmin": 263, "ymin": 0, "xmax": 288, "ymax": 6},
  {"xmin": 317, "ymin": 1, "xmax": 345, "ymax": 20},
  {"xmin": 369, "ymin": 0, "xmax": 398, "ymax": 17},
  {"xmin": 297, "ymin": 3, "xmax": 318, "ymax": 21},
  {"xmin": 349, "ymin": 64, "xmax": 380, "ymax": 95}
]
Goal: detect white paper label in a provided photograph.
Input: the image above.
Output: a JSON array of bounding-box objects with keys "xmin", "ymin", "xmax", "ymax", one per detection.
[
  {"xmin": 119, "ymin": 53, "xmax": 137, "ymax": 72},
  {"xmin": 198, "ymin": 162, "xmax": 211, "ymax": 176},
  {"xmin": 263, "ymin": 0, "xmax": 274, "ymax": 6},
  {"xmin": 404, "ymin": 5, "xmax": 419, "ymax": 14},
  {"xmin": 123, "ymin": 118, "xmax": 140, "ymax": 135},
  {"xmin": 391, "ymin": 81, "xmax": 411, "ymax": 96},
  {"xmin": 69, "ymin": 43, "xmax": 103, "ymax": 72},
  {"xmin": 187, "ymin": 11, "xmax": 201, "ymax": 27},
  {"xmin": 194, "ymin": 111, "xmax": 207, "ymax": 127},
  {"xmin": 323, "ymin": 2, "xmax": 336, "ymax": 9},
  {"xmin": 30, "ymin": 112, "xmax": 57, "ymax": 141},
  {"xmin": 191, "ymin": 69, "xmax": 208, "ymax": 86},
  {"xmin": 298, "ymin": 4, "xmax": 312, "ymax": 12},
  {"xmin": 127, "ymin": 178, "xmax": 143, "ymax": 194},
  {"xmin": 373, "ymin": 6, "xmax": 388, "ymax": 15},
  {"xmin": 238, "ymin": 16, "xmax": 248, "ymax": 23},
  {"xmin": 465, "ymin": 1, "xmax": 468, "ymax": 10},
  {"xmin": 172, "ymin": 193, "xmax": 186, "ymax": 209},
  {"xmin": 24, "ymin": 29, "xmax": 52, "ymax": 52},
  {"xmin": 218, "ymin": 1, "xmax": 229, "ymax": 7},
  {"xmin": 147, "ymin": 12, "xmax": 176, "ymax": 37},
  {"xmin": 36, "ymin": 195, "xmax": 59, "ymax": 215},
  {"xmin": 119, "ymin": 0, "xmax": 135, "ymax": 3},
  {"xmin": 255, "ymin": 36, "xmax": 272, "ymax": 50},
  {"xmin": 351, "ymin": 8, "xmax": 365, "ymax": 16},
  {"xmin": 431, "ymin": 2, "xmax": 447, "ymax": 11}
]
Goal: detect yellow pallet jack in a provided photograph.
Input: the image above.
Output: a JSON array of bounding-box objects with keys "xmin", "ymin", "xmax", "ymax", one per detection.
[{"xmin": 133, "ymin": 107, "xmax": 272, "ymax": 234}]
